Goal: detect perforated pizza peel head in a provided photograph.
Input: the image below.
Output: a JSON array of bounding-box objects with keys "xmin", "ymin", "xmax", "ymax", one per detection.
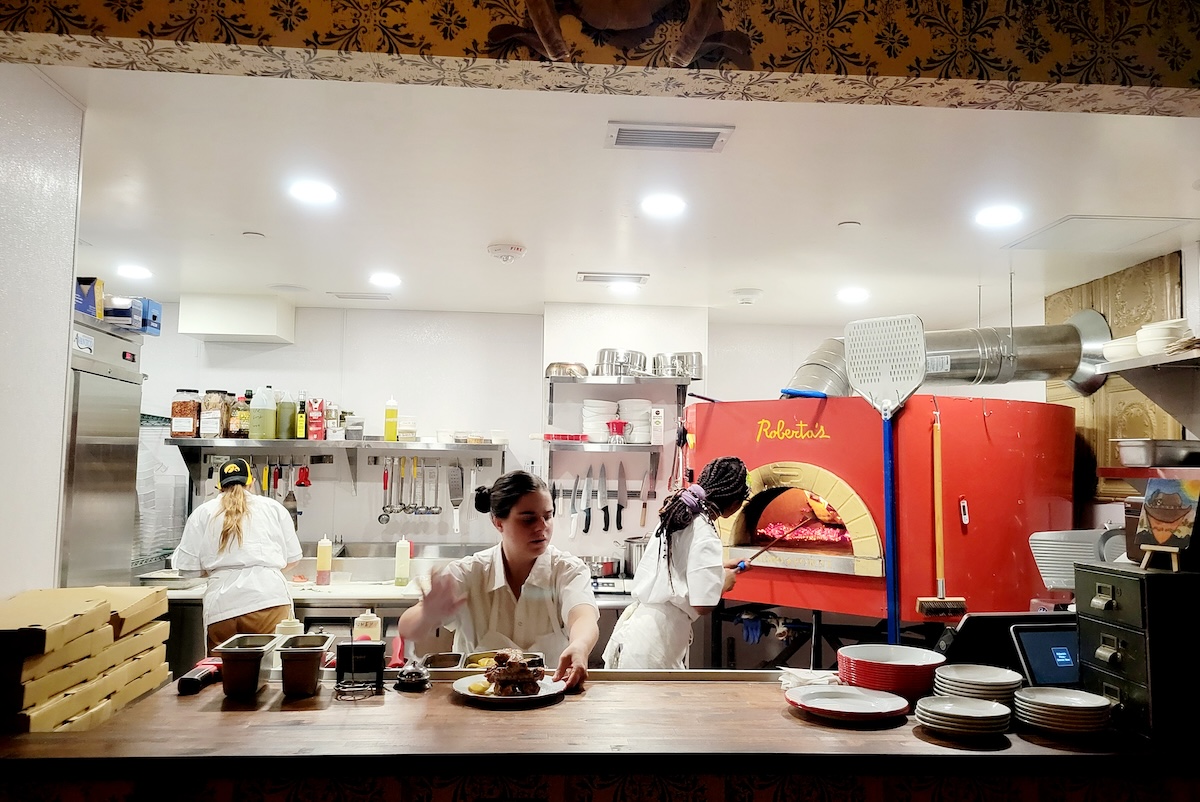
[{"xmin": 844, "ymin": 315, "xmax": 927, "ymax": 420}]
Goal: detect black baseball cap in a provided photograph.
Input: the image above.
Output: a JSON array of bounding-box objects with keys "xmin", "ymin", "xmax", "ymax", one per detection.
[{"xmin": 219, "ymin": 458, "xmax": 251, "ymax": 488}]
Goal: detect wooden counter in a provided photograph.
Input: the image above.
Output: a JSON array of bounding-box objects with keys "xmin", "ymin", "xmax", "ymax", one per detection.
[{"xmin": 3, "ymin": 676, "xmax": 1198, "ymax": 801}]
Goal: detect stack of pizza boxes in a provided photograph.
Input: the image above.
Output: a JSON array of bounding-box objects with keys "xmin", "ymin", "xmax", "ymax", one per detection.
[{"xmin": 0, "ymin": 586, "xmax": 170, "ymax": 732}]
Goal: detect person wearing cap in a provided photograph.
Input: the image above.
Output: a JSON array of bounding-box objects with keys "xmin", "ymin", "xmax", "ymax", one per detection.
[
  {"xmin": 602, "ymin": 457, "xmax": 749, "ymax": 669},
  {"xmin": 172, "ymin": 458, "xmax": 303, "ymax": 652}
]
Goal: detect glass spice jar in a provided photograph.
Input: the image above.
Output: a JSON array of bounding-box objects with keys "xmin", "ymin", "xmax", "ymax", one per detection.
[
  {"xmin": 199, "ymin": 390, "xmax": 228, "ymax": 439},
  {"xmin": 170, "ymin": 389, "xmax": 201, "ymax": 438}
]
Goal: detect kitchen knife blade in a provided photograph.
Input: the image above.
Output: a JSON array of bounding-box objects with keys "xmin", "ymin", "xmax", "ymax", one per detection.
[
  {"xmin": 639, "ymin": 468, "xmax": 651, "ymax": 527},
  {"xmin": 599, "ymin": 464, "xmax": 609, "ymax": 532},
  {"xmin": 569, "ymin": 472, "xmax": 581, "ymax": 539},
  {"xmin": 582, "ymin": 467, "xmax": 594, "ymax": 534},
  {"xmin": 616, "ymin": 463, "xmax": 627, "ymax": 531}
]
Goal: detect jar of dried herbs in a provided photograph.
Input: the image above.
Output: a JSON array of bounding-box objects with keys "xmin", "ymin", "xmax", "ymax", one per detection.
[{"xmin": 171, "ymin": 389, "xmax": 201, "ymax": 438}]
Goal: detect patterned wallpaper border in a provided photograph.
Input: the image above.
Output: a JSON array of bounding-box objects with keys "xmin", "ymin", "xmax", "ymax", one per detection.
[{"xmin": 3, "ymin": 31, "xmax": 1200, "ymax": 116}]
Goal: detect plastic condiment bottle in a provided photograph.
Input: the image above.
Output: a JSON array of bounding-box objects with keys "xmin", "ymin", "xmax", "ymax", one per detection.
[
  {"xmin": 315, "ymin": 536, "xmax": 333, "ymax": 586},
  {"xmin": 276, "ymin": 390, "xmax": 297, "ymax": 440},
  {"xmin": 249, "ymin": 384, "xmax": 277, "ymax": 439},
  {"xmin": 394, "ymin": 539, "xmax": 410, "ymax": 587},
  {"xmin": 384, "ymin": 396, "xmax": 399, "ymax": 442},
  {"xmin": 295, "ymin": 390, "xmax": 307, "ymax": 439},
  {"xmin": 271, "ymin": 617, "xmax": 304, "ymax": 668},
  {"xmin": 353, "ymin": 609, "xmax": 381, "ymax": 642}
]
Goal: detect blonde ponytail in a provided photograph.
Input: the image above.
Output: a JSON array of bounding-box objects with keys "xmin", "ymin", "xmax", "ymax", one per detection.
[{"xmin": 218, "ymin": 483, "xmax": 249, "ymax": 553}]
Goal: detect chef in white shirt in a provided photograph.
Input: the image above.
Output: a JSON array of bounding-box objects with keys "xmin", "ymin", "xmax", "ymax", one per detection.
[
  {"xmin": 397, "ymin": 470, "xmax": 599, "ymax": 689},
  {"xmin": 603, "ymin": 457, "xmax": 748, "ymax": 669},
  {"xmin": 172, "ymin": 458, "xmax": 303, "ymax": 652}
]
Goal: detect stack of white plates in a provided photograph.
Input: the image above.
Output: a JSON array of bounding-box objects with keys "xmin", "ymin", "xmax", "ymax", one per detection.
[
  {"xmin": 582, "ymin": 399, "xmax": 618, "ymax": 443},
  {"xmin": 1013, "ymin": 687, "xmax": 1112, "ymax": 734},
  {"xmin": 934, "ymin": 664, "xmax": 1023, "ymax": 707},
  {"xmin": 915, "ymin": 695, "xmax": 1011, "ymax": 737},
  {"xmin": 1136, "ymin": 318, "xmax": 1191, "ymax": 356},
  {"xmin": 618, "ymin": 398, "xmax": 652, "ymax": 444}
]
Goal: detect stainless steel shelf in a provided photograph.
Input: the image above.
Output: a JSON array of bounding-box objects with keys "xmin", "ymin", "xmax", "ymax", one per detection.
[
  {"xmin": 545, "ymin": 443, "xmax": 661, "ymax": 452},
  {"xmin": 546, "ymin": 376, "xmax": 691, "ymax": 386},
  {"xmin": 1094, "ymin": 349, "xmax": 1200, "ymax": 433},
  {"xmin": 166, "ymin": 438, "xmax": 505, "ymax": 451},
  {"xmin": 1095, "ymin": 349, "xmax": 1200, "ymax": 375}
]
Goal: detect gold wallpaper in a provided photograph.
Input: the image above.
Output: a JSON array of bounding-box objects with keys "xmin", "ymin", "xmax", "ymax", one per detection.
[
  {"xmin": 1045, "ymin": 251, "xmax": 1184, "ymax": 501},
  {"xmin": 2, "ymin": 1, "xmax": 1200, "ymax": 115}
]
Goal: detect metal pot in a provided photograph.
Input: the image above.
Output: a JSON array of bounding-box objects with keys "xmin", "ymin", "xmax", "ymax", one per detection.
[
  {"xmin": 596, "ymin": 348, "xmax": 648, "ymax": 376},
  {"xmin": 653, "ymin": 351, "xmax": 704, "ymax": 379},
  {"xmin": 581, "ymin": 556, "xmax": 620, "ymax": 578},
  {"xmin": 544, "ymin": 361, "xmax": 589, "ymax": 378},
  {"xmin": 617, "ymin": 535, "xmax": 650, "ymax": 575}
]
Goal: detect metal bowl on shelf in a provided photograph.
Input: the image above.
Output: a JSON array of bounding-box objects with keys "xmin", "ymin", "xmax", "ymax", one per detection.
[{"xmin": 545, "ymin": 362, "xmax": 589, "ymax": 378}]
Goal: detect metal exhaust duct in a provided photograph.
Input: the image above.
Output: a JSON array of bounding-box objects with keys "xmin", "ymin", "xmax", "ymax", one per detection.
[{"xmin": 786, "ymin": 309, "xmax": 1110, "ymax": 399}]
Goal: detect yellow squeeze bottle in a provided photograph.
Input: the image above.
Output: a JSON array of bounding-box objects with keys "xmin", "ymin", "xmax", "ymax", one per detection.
[
  {"xmin": 315, "ymin": 536, "xmax": 332, "ymax": 586},
  {"xmin": 384, "ymin": 396, "xmax": 399, "ymax": 442}
]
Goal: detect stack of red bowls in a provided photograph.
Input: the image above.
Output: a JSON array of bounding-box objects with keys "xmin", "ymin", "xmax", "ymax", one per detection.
[{"xmin": 837, "ymin": 644, "xmax": 946, "ymax": 698}]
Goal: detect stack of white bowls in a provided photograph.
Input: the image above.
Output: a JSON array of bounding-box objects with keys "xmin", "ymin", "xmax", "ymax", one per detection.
[
  {"xmin": 617, "ymin": 398, "xmax": 652, "ymax": 444},
  {"xmin": 1013, "ymin": 687, "xmax": 1112, "ymax": 734},
  {"xmin": 933, "ymin": 664, "xmax": 1023, "ymax": 708},
  {"xmin": 1101, "ymin": 335, "xmax": 1140, "ymax": 362},
  {"xmin": 915, "ymin": 695, "xmax": 1011, "ymax": 737},
  {"xmin": 1136, "ymin": 318, "xmax": 1190, "ymax": 356},
  {"xmin": 582, "ymin": 399, "xmax": 618, "ymax": 443}
]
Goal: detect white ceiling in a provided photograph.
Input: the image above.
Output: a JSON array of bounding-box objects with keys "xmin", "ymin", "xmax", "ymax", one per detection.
[{"xmin": 38, "ymin": 65, "xmax": 1200, "ymax": 329}]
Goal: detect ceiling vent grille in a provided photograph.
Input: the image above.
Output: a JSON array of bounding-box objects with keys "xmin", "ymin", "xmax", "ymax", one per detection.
[
  {"xmin": 327, "ymin": 292, "xmax": 392, "ymax": 301},
  {"xmin": 606, "ymin": 122, "xmax": 733, "ymax": 152},
  {"xmin": 577, "ymin": 272, "xmax": 650, "ymax": 284}
]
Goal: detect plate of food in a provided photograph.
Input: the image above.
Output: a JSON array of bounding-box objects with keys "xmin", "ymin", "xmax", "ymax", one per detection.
[{"xmin": 451, "ymin": 649, "xmax": 566, "ymax": 706}]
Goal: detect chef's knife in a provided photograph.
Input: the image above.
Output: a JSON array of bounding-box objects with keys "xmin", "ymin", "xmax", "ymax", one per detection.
[
  {"xmin": 639, "ymin": 468, "xmax": 651, "ymax": 527},
  {"xmin": 569, "ymin": 472, "xmax": 581, "ymax": 539},
  {"xmin": 582, "ymin": 467, "xmax": 594, "ymax": 534},
  {"xmin": 599, "ymin": 464, "xmax": 609, "ymax": 532},
  {"xmin": 616, "ymin": 463, "xmax": 627, "ymax": 531}
]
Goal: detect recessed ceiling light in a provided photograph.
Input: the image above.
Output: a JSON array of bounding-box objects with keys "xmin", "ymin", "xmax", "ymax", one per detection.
[
  {"xmin": 640, "ymin": 193, "xmax": 686, "ymax": 219},
  {"xmin": 975, "ymin": 205, "xmax": 1023, "ymax": 227},
  {"xmin": 288, "ymin": 180, "xmax": 338, "ymax": 205},
  {"xmin": 117, "ymin": 264, "xmax": 152, "ymax": 280},
  {"xmin": 242, "ymin": 231, "xmax": 266, "ymax": 239},
  {"xmin": 608, "ymin": 282, "xmax": 640, "ymax": 296},
  {"xmin": 837, "ymin": 287, "xmax": 869, "ymax": 304},
  {"xmin": 837, "ymin": 220, "xmax": 862, "ymax": 228},
  {"xmin": 369, "ymin": 272, "xmax": 402, "ymax": 288}
]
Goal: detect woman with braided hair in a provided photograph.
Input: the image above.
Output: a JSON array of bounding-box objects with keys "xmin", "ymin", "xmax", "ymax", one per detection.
[{"xmin": 602, "ymin": 456, "xmax": 749, "ymax": 669}]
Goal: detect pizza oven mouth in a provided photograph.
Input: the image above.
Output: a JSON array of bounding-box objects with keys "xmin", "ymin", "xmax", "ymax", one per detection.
[{"xmin": 741, "ymin": 486, "xmax": 853, "ymax": 554}]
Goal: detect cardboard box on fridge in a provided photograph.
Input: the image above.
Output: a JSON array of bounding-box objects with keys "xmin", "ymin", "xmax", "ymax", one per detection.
[{"xmin": 73, "ymin": 277, "xmax": 104, "ymax": 319}]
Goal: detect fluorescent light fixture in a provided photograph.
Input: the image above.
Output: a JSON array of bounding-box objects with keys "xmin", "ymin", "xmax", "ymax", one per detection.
[
  {"xmin": 837, "ymin": 287, "xmax": 869, "ymax": 304},
  {"xmin": 577, "ymin": 272, "xmax": 650, "ymax": 285},
  {"xmin": 640, "ymin": 193, "xmax": 686, "ymax": 218},
  {"xmin": 116, "ymin": 264, "xmax": 152, "ymax": 280},
  {"xmin": 608, "ymin": 282, "xmax": 640, "ymax": 296},
  {"xmin": 288, "ymin": 180, "xmax": 338, "ymax": 204},
  {"xmin": 369, "ymin": 272, "xmax": 402, "ymax": 288},
  {"xmin": 975, "ymin": 204, "xmax": 1023, "ymax": 227}
]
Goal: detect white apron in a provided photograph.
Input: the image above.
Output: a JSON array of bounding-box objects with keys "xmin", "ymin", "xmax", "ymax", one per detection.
[
  {"xmin": 455, "ymin": 584, "xmax": 570, "ymax": 666},
  {"xmin": 602, "ymin": 601, "xmax": 693, "ymax": 670}
]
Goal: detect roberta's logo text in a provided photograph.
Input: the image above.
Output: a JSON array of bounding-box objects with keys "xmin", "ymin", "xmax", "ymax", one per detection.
[{"xmin": 755, "ymin": 419, "xmax": 831, "ymax": 441}]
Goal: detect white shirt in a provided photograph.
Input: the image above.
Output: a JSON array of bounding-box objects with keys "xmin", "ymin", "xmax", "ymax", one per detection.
[
  {"xmin": 630, "ymin": 516, "xmax": 724, "ymax": 621},
  {"xmin": 444, "ymin": 544, "xmax": 597, "ymax": 663},
  {"xmin": 172, "ymin": 492, "xmax": 303, "ymax": 628}
]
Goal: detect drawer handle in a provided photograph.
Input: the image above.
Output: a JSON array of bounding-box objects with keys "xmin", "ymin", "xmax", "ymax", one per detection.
[
  {"xmin": 1090, "ymin": 595, "xmax": 1115, "ymax": 611},
  {"xmin": 1094, "ymin": 644, "xmax": 1121, "ymax": 666}
]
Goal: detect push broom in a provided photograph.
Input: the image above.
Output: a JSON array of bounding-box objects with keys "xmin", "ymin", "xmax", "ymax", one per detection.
[{"xmin": 916, "ymin": 404, "xmax": 967, "ymax": 617}]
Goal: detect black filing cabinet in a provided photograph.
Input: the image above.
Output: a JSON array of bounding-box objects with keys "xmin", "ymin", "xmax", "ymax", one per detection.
[{"xmin": 1075, "ymin": 561, "xmax": 1200, "ymax": 737}]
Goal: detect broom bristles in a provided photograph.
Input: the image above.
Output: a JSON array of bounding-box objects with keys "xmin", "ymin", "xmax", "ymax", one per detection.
[{"xmin": 915, "ymin": 595, "xmax": 967, "ymax": 617}]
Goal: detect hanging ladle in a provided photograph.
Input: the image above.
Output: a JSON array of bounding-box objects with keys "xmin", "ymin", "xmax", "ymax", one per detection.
[
  {"xmin": 378, "ymin": 456, "xmax": 392, "ymax": 525},
  {"xmin": 430, "ymin": 459, "xmax": 443, "ymax": 516}
]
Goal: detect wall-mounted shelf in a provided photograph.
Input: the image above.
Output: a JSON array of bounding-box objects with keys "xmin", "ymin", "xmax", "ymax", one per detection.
[
  {"xmin": 1098, "ymin": 465, "xmax": 1200, "ymax": 494},
  {"xmin": 166, "ymin": 438, "xmax": 506, "ymax": 499},
  {"xmin": 545, "ymin": 443, "xmax": 661, "ymax": 453},
  {"xmin": 546, "ymin": 376, "xmax": 689, "ymax": 424},
  {"xmin": 1094, "ymin": 349, "xmax": 1200, "ymax": 434}
]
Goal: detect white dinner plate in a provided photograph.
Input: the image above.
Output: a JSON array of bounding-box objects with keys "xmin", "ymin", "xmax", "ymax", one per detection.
[
  {"xmin": 1015, "ymin": 687, "xmax": 1111, "ymax": 711},
  {"xmin": 935, "ymin": 664, "xmax": 1024, "ymax": 686},
  {"xmin": 785, "ymin": 685, "xmax": 909, "ymax": 720},
  {"xmin": 915, "ymin": 708, "xmax": 1009, "ymax": 728},
  {"xmin": 916, "ymin": 712, "xmax": 1008, "ymax": 731},
  {"xmin": 451, "ymin": 674, "xmax": 566, "ymax": 707},
  {"xmin": 935, "ymin": 678, "xmax": 1020, "ymax": 694},
  {"xmin": 916, "ymin": 695, "xmax": 1010, "ymax": 720}
]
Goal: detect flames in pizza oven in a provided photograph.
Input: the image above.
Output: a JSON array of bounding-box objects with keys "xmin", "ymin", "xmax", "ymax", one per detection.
[{"xmin": 742, "ymin": 486, "xmax": 852, "ymax": 552}]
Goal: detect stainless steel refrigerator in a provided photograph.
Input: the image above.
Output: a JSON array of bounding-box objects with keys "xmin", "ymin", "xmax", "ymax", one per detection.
[{"xmin": 59, "ymin": 312, "xmax": 144, "ymax": 587}]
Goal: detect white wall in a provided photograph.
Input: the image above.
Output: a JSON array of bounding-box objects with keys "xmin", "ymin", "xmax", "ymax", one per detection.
[
  {"xmin": 0, "ymin": 65, "xmax": 82, "ymax": 592},
  {"xmin": 706, "ymin": 320, "xmax": 843, "ymax": 402}
]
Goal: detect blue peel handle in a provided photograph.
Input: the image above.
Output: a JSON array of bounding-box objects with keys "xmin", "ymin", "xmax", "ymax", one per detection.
[
  {"xmin": 736, "ymin": 560, "xmax": 748, "ymax": 573},
  {"xmin": 781, "ymin": 389, "xmax": 827, "ymax": 399}
]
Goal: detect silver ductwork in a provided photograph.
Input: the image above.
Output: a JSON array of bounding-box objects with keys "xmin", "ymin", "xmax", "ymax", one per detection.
[{"xmin": 786, "ymin": 309, "xmax": 1111, "ymax": 398}]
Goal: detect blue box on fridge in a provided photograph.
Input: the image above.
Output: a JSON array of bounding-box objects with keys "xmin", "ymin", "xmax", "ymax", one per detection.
[{"xmin": 137, "ymin": 298, "xmax": 162, "ymax": 336}]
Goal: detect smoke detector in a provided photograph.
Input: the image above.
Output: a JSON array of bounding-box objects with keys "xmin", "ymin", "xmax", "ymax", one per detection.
[
  {"xmin": 487, "ymin": 243, "xmax": 527, "ymax": 264},
  {"xmin": 732, "ymin": 288, "xmax": 763, "ymax": 305}
]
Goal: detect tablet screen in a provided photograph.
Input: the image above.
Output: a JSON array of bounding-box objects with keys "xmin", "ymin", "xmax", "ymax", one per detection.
[{"xmin": 1011, "ymin": 624, "xmax": 1080, "ymax": 687}]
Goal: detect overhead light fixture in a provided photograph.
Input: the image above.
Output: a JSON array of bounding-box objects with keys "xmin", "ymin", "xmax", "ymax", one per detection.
[
  {"xmin": 369, "ymin": 272, "xmax": 402, "ymax": 288},
  {"xmin": 837, "ymin": 221, "xmax": 862, "ymax": 229},
  {"xmin": 117, "ymin": 264, "xmax": 152, "ymax": 279},
  {"xmin": 640, "ymin": 194, "xmax": 686, "ymax": 219},
  {"xmin": 327, "ymin": 292, "xmax": 392, "ymax": 301},
  {"xmin": 267, "ymin": 283, "xmax": 309, "ymax": 293},
  {"xmin": 288, "ymin": 180, "xmax": 338, "ymax": 205},
  {"xmin": 837, "ymin": 287, "xmax": 869, "ymax": 304},
  {"xmin": 975, "ymin": 205, "xmax": 1023, "ymax": 227},
  {"xmin": 577, "ymin": 272, "xmax": 650, "ymax": 285}
]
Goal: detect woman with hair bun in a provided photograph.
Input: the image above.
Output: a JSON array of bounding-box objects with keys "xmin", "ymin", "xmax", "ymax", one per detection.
[
  {"xmin": 603, "ymin": 456, "xmax": 749, "ymax": 669},
  {"xmin": 396, "ymin": 470, "xmax": 599, "ymax": 688}
]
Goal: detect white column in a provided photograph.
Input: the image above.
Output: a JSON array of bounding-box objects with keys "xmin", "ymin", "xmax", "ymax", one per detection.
[{"xmin": 0, "ymin": 65, "xmax": 83, "ymax": 593}]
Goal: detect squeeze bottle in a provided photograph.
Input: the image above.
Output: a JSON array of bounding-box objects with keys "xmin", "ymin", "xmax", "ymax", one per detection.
[
  {"xmin": 394, "ymin": 538, "xmax": 411, "ymax": 587},
  {"xmin": 272, "ymin": 617, "xmax": 304, "ymax": 668},
  {"xmin": 384, "ymin": 396, "xmax": 399, "ymax": 442},
  {"xmin": 295, "ymin": 390, "xmax": 307, "ymax": 440},
  {"xmin": 315, "ymin": 536, "xmax": 333, "ymax": 586},
  {"xmin": 353, "ymin": 609, "xmax": 381, "ymax": 642}
]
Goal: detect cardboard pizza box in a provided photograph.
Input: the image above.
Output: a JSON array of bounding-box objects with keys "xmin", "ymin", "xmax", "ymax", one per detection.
[
  {"xmin": 20, "ymin": 625, "xmax": 113, "ymax": 684},
  {"xmin": 54, "ymin": 697, "xmax": 114, "ymax": 733},
  {"xmin": 0, "ymin": 590, "xmax": 111, "ymax": 659},
  {"xmin": 37, "ymin": 586, "xmax": 168, "ymax": 639},
  {"xmin": 111, "ymin": 661, "xmax": 170, "ymax": 711}
]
